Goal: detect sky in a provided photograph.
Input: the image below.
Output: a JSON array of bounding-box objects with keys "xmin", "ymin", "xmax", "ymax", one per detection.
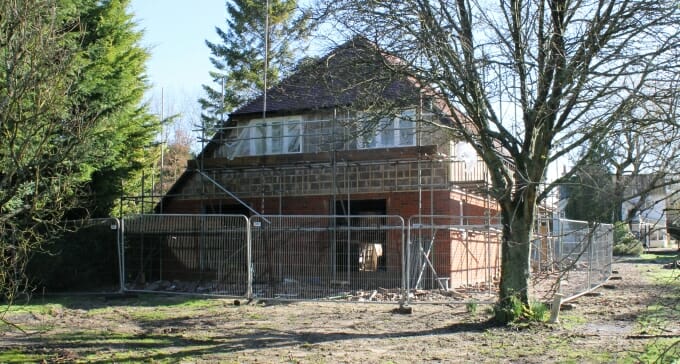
[{"xmin": 129, "ymin": 0, "xmax": 227, "ymax": 116}]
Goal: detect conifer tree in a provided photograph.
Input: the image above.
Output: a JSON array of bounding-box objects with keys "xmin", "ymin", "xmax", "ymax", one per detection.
[
  {"xmin": 1, "ymin": 0, "xmax": 91, "ymax": 307},
  {"xmin": 68, "ymin": 0, "xmax": 161, "ymax": 217},
  {"xmin": 0, "ymin": 0, "xmax": 158, "ymax": 308},
  {"xmin": 199, "ymin": 0, "xmax": 310, "ymax": 131}
]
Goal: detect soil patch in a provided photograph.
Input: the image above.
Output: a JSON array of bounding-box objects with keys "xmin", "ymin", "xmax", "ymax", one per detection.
[{"xmin": 1, "ymin": 256, "xmax": 678, "ymax": 363}]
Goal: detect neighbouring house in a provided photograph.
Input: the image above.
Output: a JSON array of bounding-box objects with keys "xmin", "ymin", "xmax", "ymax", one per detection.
[
  {"xmin": 157, "ymin": 38, "xmax": 504, "ymax": 291},
  {"xmin": 558, "ymin": 172, "xmax": 674, "ymax": 248},
  {"xmin": 622, "ymin": 175, "xmax": 674, "ymax": 248}
]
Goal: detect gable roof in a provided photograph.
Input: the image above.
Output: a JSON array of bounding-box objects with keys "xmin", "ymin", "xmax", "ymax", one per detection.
[{"xmin": 231, "ymin": 37, "xmax": 421, "ymax": 117}]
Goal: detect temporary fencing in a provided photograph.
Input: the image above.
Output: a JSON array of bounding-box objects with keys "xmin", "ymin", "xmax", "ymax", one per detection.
[
  {"xmin": 28, "ymin": 218, "xmax": 121, "ymax": 293},
  {"xmin": 56, "ymin": 214, "xmax": 615, "ymax": 306},
  {"xmin": 122, "ymin": 214, "xmax": 249, "ymax": 296},
  {"xmin": 531, "ymin": 219, "xmax": 613, "ymax": 301},
  {"xmin": 405, "ymin": 215, "xmax": 502, "ymax": 304},
  {"xmin": 249, "ymin": 215, "xmax": 405, "ymax": 301}
]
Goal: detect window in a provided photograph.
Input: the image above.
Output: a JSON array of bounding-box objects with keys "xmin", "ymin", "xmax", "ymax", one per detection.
[
  {"xmin": 358, "ymin": 110, "xmax": 416, "ymax": 149},
  {"xmin": 241, "ymin": 116, "xmax": 302, "ymax": 156}
]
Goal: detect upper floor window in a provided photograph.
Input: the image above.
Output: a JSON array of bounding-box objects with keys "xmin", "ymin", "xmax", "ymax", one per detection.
[
  {"xmin": 241, "ymin": 116, "xmax": 302, "ymax": 156},
  {"xmin": 358, "ymin": 110, "xmax": 416, "ymax": 149}
]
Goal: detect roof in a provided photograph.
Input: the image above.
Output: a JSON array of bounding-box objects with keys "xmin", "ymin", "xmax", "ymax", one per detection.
[{"xmin": 231, "ymin": 37, "xmax": 421, "ymax": 117}]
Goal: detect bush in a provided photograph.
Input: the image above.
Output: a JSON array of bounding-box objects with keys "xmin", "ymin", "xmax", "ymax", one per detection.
[
  {"xmin": 613, "ymin": 241, "xmax": 644, "ymax": 256},
  {"xmin": 494, "ymin": 294, "xmax": 550, "ymax": 324},
  {"xmin": 528, "ymin": 301, "xmax": 549, "ymax": 322},
  {"xmin": 612, "ymin": 221, "xmax": 644, "ymax": 256},
  {"xmin": 466, "ymin": 300, "xmax": 478, "ymax": 315}
]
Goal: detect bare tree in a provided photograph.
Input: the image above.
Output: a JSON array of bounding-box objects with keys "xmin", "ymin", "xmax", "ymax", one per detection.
[
  {"xmin": 608, "ymin": 83, "xmax": 680, "ymax": 223},
  {"xmin": 568, "ymin": 83, "xmax": 680, "ymax": 219},
  {"xmin": 318, "ymin": 0, "xmax": 680, "ymax": 318}
]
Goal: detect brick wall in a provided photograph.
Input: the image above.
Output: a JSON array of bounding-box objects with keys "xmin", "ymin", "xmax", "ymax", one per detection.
[{"xmin": 163, "ymin": 190, "xmax": 468, "ymax": 216}]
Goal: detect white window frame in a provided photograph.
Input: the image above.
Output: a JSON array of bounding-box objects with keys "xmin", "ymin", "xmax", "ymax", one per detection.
[
  {"xmin": 246, "ymin": 116, "xmax": 303, "ymax": 156},
  {"xmin": 358, "ymin": 110, "xmax": 417, "ymax": 149}
]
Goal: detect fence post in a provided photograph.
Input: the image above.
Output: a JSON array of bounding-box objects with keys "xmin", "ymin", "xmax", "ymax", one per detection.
[
  {"xmin": 118, "ymin": 217, "xmax": 125, "ymax": 293},
  {"xmin": 608, "ymin": 225, "xmax": 614, "ymax": 277},
  {"xmin": 399, "ymin": 217, "xmax": 407, "ymax": 309},
  {"xmin": 588, "ymin": 225, "xmax": 594, "ymax": 289},
  {"xmin": 247, "ymin": 216, "xmax": 253, "ymax": 300},
  {"xmin": 405, "ymin": 217, "xmax": 412, "ymax": 307},
  {"xmin": 486, "ymin": 212, "xmax": 491, "ymax": 295},
  {"xmin": 549, "ymin": 293, "xmax": 563, "ymax": 323},
  {"xmin": 396, "ymin": 217, "xmax": 413, "ymax": 313}
]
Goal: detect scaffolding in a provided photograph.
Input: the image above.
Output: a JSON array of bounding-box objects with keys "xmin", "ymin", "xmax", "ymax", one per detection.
[{"xmin": 157, "ymin": 107, "xmax": 500, "ymax": 219}]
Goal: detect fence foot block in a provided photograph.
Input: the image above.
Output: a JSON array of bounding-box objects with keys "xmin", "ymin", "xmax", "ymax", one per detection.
[{"xmin": 394, "ymin": 304, "xmax": 413, "ymax": 314}]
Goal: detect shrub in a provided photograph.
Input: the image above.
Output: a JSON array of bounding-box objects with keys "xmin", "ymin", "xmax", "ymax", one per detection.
[
  {"xmin": 27, "ymin": 223, "xmax": 120, "ymax": 291},
  {"xmin": 494, "ymin": 294, "xmax": 524, "ymax": 323},
  {"xmin": 466, "ymin": 300, "xmax": 478, "ymax": 315},
  {"xmin": 612, "ymin": 221, "xmax": 644, "ymax": 256},
  {"xmin": 613, "ymin": 242, "xmax": 644, "ymax": 256},
  {"xmin": 528, "ymin": 301, "xmax": 549, "ymax": 322},
  {"xmin": 613, "ymin": 221, "xmax": 631, "ymax": 243},
  {"xmin": 494, "ymin": 294, "xmax": 550, "ymax": 324}
]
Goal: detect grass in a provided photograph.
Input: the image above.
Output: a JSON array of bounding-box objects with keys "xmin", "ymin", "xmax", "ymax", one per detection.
[
  {"xmin": 474, "ymin": 329, "xmax": 619, "ymax": 363},
  {"xmin": 4, "ymin": 300, "xmax": 68, "ymax": 316},
  {"xmin": 637, "ymin": 303, "xmax": 679, "ymax": 335},
  {"xmin": 466, "ymin": 300, "xmax": 478, "ymax": 315},
  {"xmin": 558, "ymin": 313, "xmax": 588, "ymax": 329},
  {"xmin": 638, "ymin": 338, "xmax": 680, "ymax": 364},
  {"xmin": 0, "ymin": 350, "xmax": 46, "ymax": 364},
  {"xmin": 550, "ymin": 252, "xmax": 679, "ymax": 363},
  {"xmin": 632, "ymin": 252, "xmax": 680, "ymax": 363},
  {"xmin": 49, "ymin": 331, "xmax": 175, "ymax": 346},
  {"xmin": 0, "ymin": 255, "xmax": 677, "ymax": 363},
  {"xmin": 0, "ymin": 293, "xmax": 658, "ymax": 364},
  {"xmin": 629, "ymin": 252, "xmax": 679, "ymax": 266}
]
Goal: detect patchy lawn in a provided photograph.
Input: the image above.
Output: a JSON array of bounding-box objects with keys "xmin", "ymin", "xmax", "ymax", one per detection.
[{"xmin": 1, "ymin": 253, "xmax": 678, "ymax": 363}]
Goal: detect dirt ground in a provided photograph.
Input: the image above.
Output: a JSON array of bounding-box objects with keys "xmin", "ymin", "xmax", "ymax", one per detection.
[{"xmin": 0, "ymin": 255, "xmax": 678, "ymax": 363}]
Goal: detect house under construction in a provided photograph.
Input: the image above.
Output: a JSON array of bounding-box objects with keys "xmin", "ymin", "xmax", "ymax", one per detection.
[{"xmin": 154, "ymin": 38, "xmax": 504, "ymax": 293}]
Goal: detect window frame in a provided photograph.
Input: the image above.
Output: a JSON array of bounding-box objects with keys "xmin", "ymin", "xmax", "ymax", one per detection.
[
  {"xmin": 357, "ymin": 110, "xmax": 417, "ymax": 149},
  {"xmin": 245, "ymin": 116, "xmax": 303, "ymax": 156}
]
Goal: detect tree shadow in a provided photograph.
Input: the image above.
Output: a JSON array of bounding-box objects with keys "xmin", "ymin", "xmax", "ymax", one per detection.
[
  {"xmin": 622, "ymin": 251, "xmax": 679, "ymax": 265},
  {"xmin": 5, "ymin": 313, "xmax": 500, "ymax": 363},
  {"xmin": 9, "ymin": 292, "xmax": 233, "ymax": 311}
]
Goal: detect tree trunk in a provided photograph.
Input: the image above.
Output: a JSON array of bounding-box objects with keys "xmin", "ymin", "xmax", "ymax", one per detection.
[
  {"xmin": 612, "ymin": 169, "xmax": 625, "ymax": 222},
  {"xmin": 499, "ymin": 207, "xmax": 534, "ymax": 305}
]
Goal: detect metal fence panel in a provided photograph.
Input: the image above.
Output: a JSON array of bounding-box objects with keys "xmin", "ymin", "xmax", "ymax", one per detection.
[
  {"xmin": 117, "ymin": 213, "xmax": 612, "ymax": 305},
  {"xmin": 122, "ymin": 214, "xmax": 249, "ymax": 296},
  {"xmin": 27, "ymin": 218, "xmax": 121, "ymax": 292},
  {"xmin": 406, "ymin": 215, "xmax": 502, "ymax": 304},
  {"xmin": 591, "ymin": 223, "xmax": 614, "ymax": 288},
  {"xmin": 249, "ymin": 215, "xmax": 405, "ymax": 302},
  {"xmin": 531, "ymin": 218, "xmax": 613, "ymax": 301}
]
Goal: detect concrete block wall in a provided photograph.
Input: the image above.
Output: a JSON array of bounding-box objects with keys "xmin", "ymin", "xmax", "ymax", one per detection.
[{"xmin": 175, "ymin": 159, "xmax": 454, "ymax": 200}]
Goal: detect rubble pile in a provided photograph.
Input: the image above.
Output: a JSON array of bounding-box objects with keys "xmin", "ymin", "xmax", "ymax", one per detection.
[{"xmin": 130, "ymin": 277, "xmax": 500, "ymax": 303}]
